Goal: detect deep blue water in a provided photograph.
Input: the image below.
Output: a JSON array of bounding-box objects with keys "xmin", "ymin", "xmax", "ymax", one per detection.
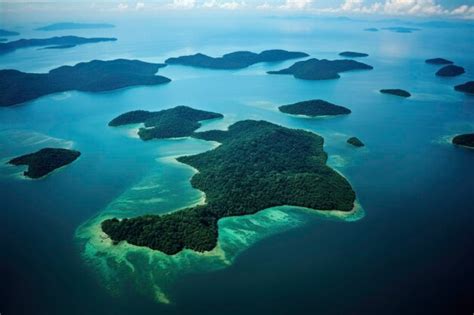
[{"xmin": 0, "ymin": 16, "xmax": 473, "ymax": 314}]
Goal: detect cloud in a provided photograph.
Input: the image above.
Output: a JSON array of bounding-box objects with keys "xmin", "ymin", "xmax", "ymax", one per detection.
[
  {"xmin": 135, "ymin": 2, "xmax": 145, "ymax": 10},
  {"xmin": 170, "ymin": 0, "xmax": 196, "ymax": 9},
  {"xmin": 320, "ymin": 0, "xmax": 474, "ymax": 18},
  {"xmin": 202, "ymin": 0, "xmax": 245, "ymax": 10},
  {"xmin": 280, "ymin": 0, "xmax": 313, "ymax": 10},
  {"xmin": 117, "ymin": 3, "xmax": 129, "ymax": 11}
]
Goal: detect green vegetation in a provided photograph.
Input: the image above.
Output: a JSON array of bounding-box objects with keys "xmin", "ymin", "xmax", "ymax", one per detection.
[
  {"xmin": 0, "ymin": 59, "xmax": 170, "ymax": 107},
  {"xmin": 102, "ymin": 120, "xmax": 356, "ymax": 255},
  {"xmin": 347, "ymin": 137, "xmax": 365, "ymax": 147},
  {"xmin": 380, "ymin": 89, "xmax": 411, "ymax": 98},
  {"xmin": 339, "ymin": 51, "xmax": 369, "ymax": 58},
  {"xmin": 452, "ymin": 134, "xmax": 474, "ymax": 148},
  {"xmin": 36, "ymin": 23, "xmax": 115, "ymax": 31},
  {"xmin": 0, "ymin": 36, "xmax": 116, "ymax": 55},
  {"xmin": 8, "ymin": 148, "xmax": 80, "ymax": 179},
  {"xmin": 165, "ymin": 49, "xmax": 309, "ymax": 69},
  {"xmin": 109, "ymin": 106, "xmax": 223, "ymax": 140},
  {"xmin": 267, "ymin": 58, "xmax": 373, "ymax": 80},
  {"xmin": 279, "ymin": 99, "xmax": 351, "ymax": 117},
  {"xmin": 425, "ymin": 58, "xmax": 453, "ymax": 65},
  {"xmin": 436, "ymin": 65, "xmax": 465, "ymax": 77},
  {"xmin": 454, "ymin": 81, "xmax": 474, "ymax": 94}
]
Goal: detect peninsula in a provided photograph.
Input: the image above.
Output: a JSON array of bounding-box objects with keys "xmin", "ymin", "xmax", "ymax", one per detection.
[
  {"xmin": 425, "ymin": 58, "xmax": 453, "ymax": 65},
  {"xmin": 347, "ymin": 137, "xmax": 365, "ymax": 147},
  {"xmin": 455, "ymin": 81, "xmax": 474, "ymax": 94},
  {"xmin": 36, "ymin": 22, "xmax": 115, "ymax": 31},
  {"xmin": 165, "ymin": 49, "xmax": 309, "ymax": 69},
  {"xmin": 0, "ymin": 59, "xmax": 171, "ymax": 107},
  {"xmin": 279, "ymin": 99, "xmax": 351, "ymax": 117},
  {"xmin": 339, "ymin": 51, "xmax": 369, "ymax": 58},
  {"xmin": 8, "ymin": 148, "xmax": 81, "ymax": 179},
  {"xmin": 0, "ymin": 36, "xmax": 117, "ymax": 55},
  {"xmin": 102, "ymin": 120, "xmax": 356, "ymax": 254},
  {"xmin": 436, "ymin": 65, "xmax": 465, "ymax": 77},
  {"xmin": 452, "ymin": 134, "xmax": 474, "ymax": 148},
  {"xmin": 267, "ymin": 58, "xmax": 373, "ymax": 80},
  {"xmin": 0, "ymin": 29, "xmax": 19, "ymax": 36},
  {"xmin": 380, "ymin": 89, "xmax": 411, "ymax": 98},
  {"xmin": 109, "ymin": 106, "xmax": 223, "ymax": 140}
]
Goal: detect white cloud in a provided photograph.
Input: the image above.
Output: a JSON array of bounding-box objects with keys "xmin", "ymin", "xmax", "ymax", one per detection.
[
  {"xmin": 202, "ymin": 0, "xmax": 245, "ymax": 10},
  {"xmin": 280, "ymin": 0, "xmax": 313, "ymax": 10},
  {"xmin": 117, "ymin": 3, "xmax": 129, "ymax": 10},
  {"xmin": 135, "ymin": 2, "xmax": 145, "ymax": 10},
  {"xmin": 170, "ymin": 0, "xmax": 196, "ymax": 9}
]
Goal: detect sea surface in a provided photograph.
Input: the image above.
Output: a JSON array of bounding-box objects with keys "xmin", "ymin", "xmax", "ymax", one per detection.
[{"xmin": 1, "ymin": 15, "xmax": 473, "ymax": 314}]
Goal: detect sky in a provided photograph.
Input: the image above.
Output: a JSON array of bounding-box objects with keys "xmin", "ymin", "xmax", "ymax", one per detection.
[{"xmin": 1, "ymin": 0, "xmax": 474, "ymax": 21}]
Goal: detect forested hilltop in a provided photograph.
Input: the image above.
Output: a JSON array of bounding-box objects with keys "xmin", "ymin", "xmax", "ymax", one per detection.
[{"xmin": 102, "ymin": 120, "xmax": 356, "ymax": 255}]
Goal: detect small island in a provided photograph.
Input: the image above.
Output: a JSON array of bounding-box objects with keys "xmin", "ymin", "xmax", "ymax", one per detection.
[
  {"xmin": 347, "ymin": 137, "xmax": 365, "ymax": 147},
  {"xmin": 0, "ymin": 29, "xmax": 19, "ymax": 36},
  {"xmin": 436, "ymin": 65, "xmax": 465, "ymax": 77},
  {"xmin": 0, "ymin": 36, "xmax": 117, "ymax": 55},
  {"xmin": 0, "ymin": 59, "xmax": 171, "ymax": 107},
  {"xmin": 364, "ymin": 28, "xmax": 379, "ymax": 32},
  {"xmin": 452, "ymin": 134, "xmax": 474, "ymax": 149},
  {"xmin": 165, "ymin": 49, "xmax": 309, "ymax": 69},
  {"xmin": 36, "ymin": 22, "xmax": 115, "ymax": 31},
  {"xmin": 268, "ymin": 58, "xmax": 373, "ymax": 80},
  {"xmin": 339, "ymin": 51, "xmax": 369, "ymax": 58},
  {"xmin": 425, "ymin": 58, "xmax": 453, "ymax": 65},
  {"xmin": 102, "ymin": 120, "xmax": 356, "ymax": 254},
  {"xmin": 380, "ymin": 89, "xmax": 411, "ymax": 98},
  {"xmin": 455, "ymin": 81, "xmax": 474, "ymax": 94},
  {"xmin": 279, "ymin": 99, "xmax": 351, "ymax": 117},
  {"xmin": 109, "ymin": 106, "xmax": 223, "ymax": 140},
  {"xmin": 382, "ymin": 27, "xmax": 420, "ymax": 33},
  {"xmin": 8, "ymin": 148, "xmax": 81, "ymax": 179}
]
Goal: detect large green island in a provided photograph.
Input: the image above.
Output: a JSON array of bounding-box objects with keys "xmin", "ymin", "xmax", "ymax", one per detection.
[
  {"xmin": 0, "ymin": 59, "xmax": 171, "ymax": 107},
  {"xmin": 109, "ymin": 106, "xmax": 223, "ymax": 140},
  {"xmin": 8, "ymin": 148, "xmax": 81, "ymax": 179},
  {"xmin": 267, "ymin": 58, "xmax": 373, "ymax": 80},
  {"xmin": 452, "ymin": 134, "xmax": 474, "ymax": 148},
  {"xmin": 165, "ymin": 49, "xmax": 309, "ymax": 69},
  {"xmin": 102, "ymin": 120, "xmax": 356, "ymax": 255},
  {"xmin": 279, "ymin": 99, "xmax": 351, "ymax": 117},
  {"xmin": 0, "ymin": 35, "xmax": 116, "ymax": 55}
]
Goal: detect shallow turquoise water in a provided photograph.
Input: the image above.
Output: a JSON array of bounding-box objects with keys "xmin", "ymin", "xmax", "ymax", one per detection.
[{"xmin": 1, "ymin": 16, "xmax": 473, "ymax": 314}]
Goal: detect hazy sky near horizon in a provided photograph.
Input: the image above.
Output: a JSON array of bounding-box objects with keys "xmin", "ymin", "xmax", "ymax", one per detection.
[{"xmin": 1, "ymin": 0, "xmax": 474, "ymax": 23}]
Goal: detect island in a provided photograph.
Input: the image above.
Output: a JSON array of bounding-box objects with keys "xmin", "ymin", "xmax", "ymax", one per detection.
[
  {"xmin": 364, "ymin": 28, "xmax": 379, "ymax": 32},
  {"xmin": 267, "ymin": 58, "xmax": 373, "ymax": 80},
  {"xmin": 425, "ymin": 58, "xmax": 453, "ymax": 65},
  {"xmin": 455, "ymin": 81, "xmax": 474, "ymax": 94},
  {"xmin": 339, "ymin": 51, "xmax": 369, "ymax": 58},
  {"xmin": 0, "ymin": 36, "xmax": 117, "ymax": 55},
  {"xmin": 165, "ymin": 49, "xmax": 309, "ymax": 69},
  {"xmin": 347, "ymin": 137, "xmax": 365, "ymax": 147},
  {"xmin": 0, "ymin": 59, "xmax": 171, "ymax": 107},
  {"xmin": 380, "ymin": 89, "xmax": 411, "ymax": 98},
  {"xmin": 0, "ymin": 29, "xmax": 19, "ymax": 36},
  {"xmin": 8, "ymin": 148, "xmax": 81, "ymax": 179},
  {"xmin": 102, "ymin": 120, "xmax": 356, "ymax": 254},
  {"xmin": 382, "ymin": 27, "xmax": 420, "ymax": 33},
  {"xmin": 41, "ymin": 44, "xmax": 77, "ymax": 50},
  {"xmin": 436, "ymin": 65, "xmax": 465, "ymax": 77},
  {"xmin": 109, "ymin": 106, "xmax": 223, "ymax": 140},
  {"xmin": 278, "ymin": 99, "xmax": 351, "ymax": 117},
  {"xmin": 36, "ymin": 22, "xmax": 115, "ymax": 31},
  {"xmin": 452, "ymin": 134, "xmax": 474, "ymax": 148}
]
